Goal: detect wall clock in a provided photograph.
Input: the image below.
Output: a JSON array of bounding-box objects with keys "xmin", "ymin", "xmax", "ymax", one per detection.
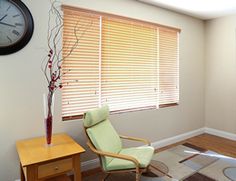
[{"xmin": 0, "ymin": 0, "xmax": 34, "ymax": 55}]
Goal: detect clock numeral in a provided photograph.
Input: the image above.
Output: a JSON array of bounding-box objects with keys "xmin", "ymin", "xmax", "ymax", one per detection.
[
  {"xmin": 7, "ymin": 36, "xmax": 12, "ymax": 43},
  {"xmin": 6, "ymin": 5, "xmax": 11, "ymax": 11},
  {"xmin": 13, "ymin": 14, "xmax": 20, "ymax": 18},
  {"xmin": 0, "ymin": 0, "xmax": 33, "ymax": 55},
  {"xmin": 15, "ymin": 23, "xmax": 23, "ymax": 26},
  {"xmin": 12, "ymin": 30, "xmax": 20, "ymax": 36}
]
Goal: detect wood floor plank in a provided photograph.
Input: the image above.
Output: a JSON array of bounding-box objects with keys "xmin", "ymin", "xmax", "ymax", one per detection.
[
  {"xmin": 185, "ymin": 133, "xmax": 236, "ymax": 158},
  {"xmin": 57, "ymin": 133, "xmax": 236, "ymax": 180},
  {"xmin": 156, "ymin": 133, "xmax": 236, "ymax": 159}
]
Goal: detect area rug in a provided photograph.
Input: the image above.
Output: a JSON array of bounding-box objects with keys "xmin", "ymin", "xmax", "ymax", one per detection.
[{"xmin": 83, "ymin": 143, "xmax": 236, "ymax": 181}]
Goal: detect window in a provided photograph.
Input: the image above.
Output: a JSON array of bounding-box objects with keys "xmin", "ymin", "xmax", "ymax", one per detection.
[
  {"xmin": 159, "ymin": 29, "xmax": 179, "ymax": 106},
  {"xmin": 101, "ymin": 17, "xmax": 158, "ymax": 112},
  {"xmin": 62, "ymin": 6, "xmax": 180, "ymax": 121}
]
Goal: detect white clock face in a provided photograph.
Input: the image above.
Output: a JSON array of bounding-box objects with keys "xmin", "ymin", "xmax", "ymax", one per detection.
[{"xmin": 0, "ymin": 0, "xmax": 26, "ymax": 47}]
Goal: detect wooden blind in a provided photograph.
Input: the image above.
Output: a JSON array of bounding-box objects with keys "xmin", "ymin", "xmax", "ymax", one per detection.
[
  {"xmin": 159, "ymin": 29, "xmax": 179, "ymax": 105},
  {"xmin": 62, "ymin": 6, "xmax": 180, "ymax": 120},
  {"xmin": 101, "ymin": 18, "xmax": 158, "ymax": 112},
  {"xmin": 62, "ymin": 9, "xmax": 100, "ymax": 120}
]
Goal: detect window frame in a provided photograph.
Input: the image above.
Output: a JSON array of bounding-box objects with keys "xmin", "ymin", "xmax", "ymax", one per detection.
[{"xmin": 62, "ymin": 5, "xmax": 180, "ymax": 121}]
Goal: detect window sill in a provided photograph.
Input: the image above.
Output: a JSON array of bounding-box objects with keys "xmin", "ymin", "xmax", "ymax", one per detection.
[
  {"xmin": 159, "ymin": 103, "xmax": 179, "ymax": 108},
  {"xmin": 62, "ymin": 103, "xmax": 179, "ymax": 121}
]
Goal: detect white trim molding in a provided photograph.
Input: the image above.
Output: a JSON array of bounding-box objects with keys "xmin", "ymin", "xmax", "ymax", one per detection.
[
  {"xmin": 151, "ymin": 128, "xmax": 205, "ymax": 149},
  {"xmin": 81, "ymin": 128, "xmax": 205, "ymax": 171},
  {"xmin": 81, "ymin": 158, "xmax": 100, "ymax": 171},
  {"xmin": 204, "ymin": 127, "xmax": 236, "ymax": 141},
  {"xmin": 16, "ymin": 127, "xmax": 236, "ymax": 179},
  {"xmin": 81, "ymin": 127, "xmax": 236, "ymax": 171}
]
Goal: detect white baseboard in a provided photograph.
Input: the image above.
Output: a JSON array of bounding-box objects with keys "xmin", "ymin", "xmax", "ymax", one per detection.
[
  {"xmin": 81, "ymin": 158, "xmax": 100, "ymax": 171},
  {"xmin": 81, "ymin": 127, "xmax": 236, "ymax": 171},
  {"xmin": 204, "ymin": 127, "xmax": 236, "ymax": 141},
  {"xmin": 81, "ymin": 128, "xmax": 205, "ymax": 171},
  {"xmin": 15, "ymin": 127, "xmax": 236, "ymax": 180},
  {"xmin": 151, "ymin": 128, "xmax": 205, "ymax": 149}
]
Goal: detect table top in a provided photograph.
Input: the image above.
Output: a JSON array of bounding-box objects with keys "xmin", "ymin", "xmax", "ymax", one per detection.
[{"xmin": 16, "ymin": 133, "xmax": 85, "ymax": 167}]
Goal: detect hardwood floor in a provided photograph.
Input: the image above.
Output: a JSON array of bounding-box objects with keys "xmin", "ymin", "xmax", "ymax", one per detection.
[
  {"xmin": 49, "ymin": 133, "xmax": 236, "ymax": 180},
  {"xmin": 83, "ymin": 133, "xmax": 236, "ymax": 178},
  {"xmin": 157, "ymin": 133, "xmax": 236, "ymax": 158}
]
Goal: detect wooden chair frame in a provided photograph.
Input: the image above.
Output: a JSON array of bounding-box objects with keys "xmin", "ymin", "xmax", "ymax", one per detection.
[{"xmin": 84, "ymin": 126, "xmax": 152, "ymax": 181}]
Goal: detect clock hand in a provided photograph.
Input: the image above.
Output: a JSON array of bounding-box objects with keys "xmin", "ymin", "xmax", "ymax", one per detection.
[
  {"xmin": 0, "ymin": 21, "xmax": 16, "ymax": 27},
  {"xmin": 0, "ymin": 14, "xmax": 7, "ymax": 22}
]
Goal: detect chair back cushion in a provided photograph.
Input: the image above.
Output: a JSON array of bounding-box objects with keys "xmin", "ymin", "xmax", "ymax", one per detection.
[
  {"xmin": 83, "ymin": 105, "xmax": 109, "ymax": 128},
  {"xmin": 84, "ymin": 106, "xmax": 122, "ymax": 170}
]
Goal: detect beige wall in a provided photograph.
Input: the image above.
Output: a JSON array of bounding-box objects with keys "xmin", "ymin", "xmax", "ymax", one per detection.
[
  {"xmin": 0, "ymin": 0, "xmax": 205, "ymax": 180},
  {"xmin": 205, "ymin": 15, "xmax": 236, "ymax": 133}
]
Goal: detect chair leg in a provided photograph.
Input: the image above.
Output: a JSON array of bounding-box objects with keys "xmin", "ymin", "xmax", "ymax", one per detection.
[
  {"xmin": 135, "ymin": 168, "xmax": 141, "ymax": 181},
  {"xmin": 135, "ymin": 172, "xmax": 141, "ymax": 181},
  {"xmin": 102, "ymin": 173, "xmax": 110, "ymax": 181}
]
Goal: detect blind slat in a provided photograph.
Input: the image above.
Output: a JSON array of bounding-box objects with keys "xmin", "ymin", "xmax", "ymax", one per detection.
[
  {"xmin": 62, "ymin": 10, "xmax": 100, "ymax": 117},
  {"xmin": 62, "ymin": 7, "xmax": 179, "ymax": 120},
  {"xmin": 101, "ymin": 18, "xmax": 158, "ymax": 112},
  {"xmin": 159, "ymin": 29, "xmax": 179, "ymax": 105}
]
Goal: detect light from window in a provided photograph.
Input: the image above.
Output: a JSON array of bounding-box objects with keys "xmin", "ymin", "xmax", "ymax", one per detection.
[{"xmin": 62, "ymin": 6, "xmax": 180, "ymax": 121}]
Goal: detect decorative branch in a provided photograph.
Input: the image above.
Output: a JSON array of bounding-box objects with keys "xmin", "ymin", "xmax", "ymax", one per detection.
[
  {"xmin": 41, "ymin": 1, "xmax": 74, "ymax": 95},
  {"xmin": 41, "ymin": 0, "xmax": 93, "ymax": 145},
  {"xmin": 41, "ymin": 0, "xmax": 93, "ymax": 122}
]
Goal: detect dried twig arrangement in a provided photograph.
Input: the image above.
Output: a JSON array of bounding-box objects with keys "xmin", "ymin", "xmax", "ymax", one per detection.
[{"xmin": 41, "ymin": 0, "xmax": 85, "ymax": 144}]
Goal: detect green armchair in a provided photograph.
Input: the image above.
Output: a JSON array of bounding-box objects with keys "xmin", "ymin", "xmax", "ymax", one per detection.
[{"xmin": 83, "ymin": 105, "xmax": 154, "ymax": 181}]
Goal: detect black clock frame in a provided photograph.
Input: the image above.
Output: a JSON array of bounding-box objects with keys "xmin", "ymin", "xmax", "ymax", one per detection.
[{"xmin": 0, "ymin": 0, "xmax": 34, "ymax": 55}]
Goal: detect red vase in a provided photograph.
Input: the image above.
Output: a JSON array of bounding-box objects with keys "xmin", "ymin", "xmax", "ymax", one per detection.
[
  {"xmin": 44, "ymin": 93, "xmax": 54, "ymax": 146},
  {"xmin": 45, "ymin": 114, "xmax": 53, "ymax": 145}
]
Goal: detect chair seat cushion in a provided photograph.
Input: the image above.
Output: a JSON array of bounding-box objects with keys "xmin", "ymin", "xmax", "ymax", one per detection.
[{"xmin": 105, "ymin": 146, "xmax": 154, "ymax": 171}]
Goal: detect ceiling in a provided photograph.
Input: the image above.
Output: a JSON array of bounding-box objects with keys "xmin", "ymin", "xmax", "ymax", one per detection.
[{"xmin": 138, "ymin": 0, "xmax": 236, "ymax": 20}]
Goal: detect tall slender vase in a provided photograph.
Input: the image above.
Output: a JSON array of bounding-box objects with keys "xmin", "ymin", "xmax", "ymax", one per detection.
[{"xmin": 43, "ymin": 93, "xmax": 54, "ymax": 146}]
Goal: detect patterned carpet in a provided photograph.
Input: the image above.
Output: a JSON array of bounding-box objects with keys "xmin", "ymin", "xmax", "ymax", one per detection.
[{"xmin": 83, "ymin": 143, "xmax": 236, "ymax": 181}]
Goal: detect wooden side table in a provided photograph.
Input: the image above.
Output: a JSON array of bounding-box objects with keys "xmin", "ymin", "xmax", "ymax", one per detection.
[{"xmin": 16, "ymin": 133, "xmax": 85, "ymax": 181}]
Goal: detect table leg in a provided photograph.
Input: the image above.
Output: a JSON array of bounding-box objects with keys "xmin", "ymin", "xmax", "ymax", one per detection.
[
  {"xmin": 73, "ymin": 154, "xmax": 82, "ymax": 181},
  {"xmin": 20, "ymin": 164, "xmax": 25, "ymax": 181},
  {"xmin": 26, "ymin": 164, "xmax": 38, "ymax": 181}
]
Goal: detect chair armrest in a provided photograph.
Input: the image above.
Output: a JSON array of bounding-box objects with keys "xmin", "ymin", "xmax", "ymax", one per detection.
[
  {"xmin": 119, "ymin": 135, "xmax": 151, "ymax": 146},
  {"xmin": 87, "ymin": 141, "xmax": 140, "ymax": 167}
]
